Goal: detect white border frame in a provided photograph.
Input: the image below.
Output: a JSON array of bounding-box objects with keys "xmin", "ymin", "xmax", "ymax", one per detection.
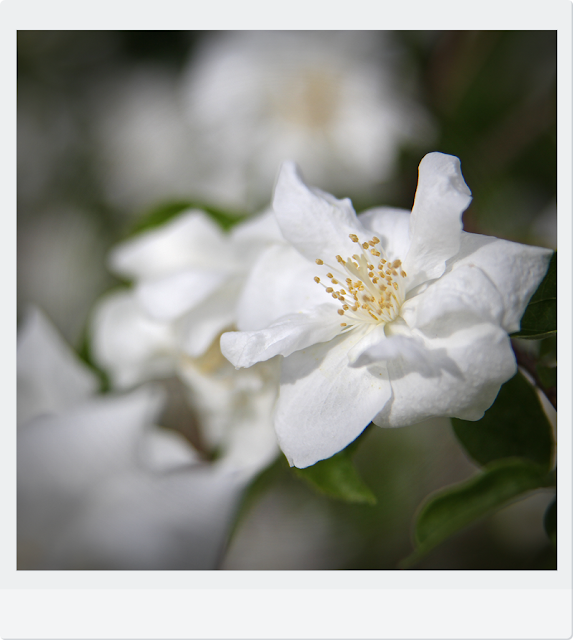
[{"xmin": 3, "ymin": 0, "xmax": 572, "ymax": 638}]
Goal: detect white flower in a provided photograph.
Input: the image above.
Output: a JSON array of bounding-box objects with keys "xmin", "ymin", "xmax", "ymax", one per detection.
[
  {"xmin": 182, "ymin": 30, "xmax": 433, "ymax": 210},
  {"xmin": 220, "ymin": 153, "xmax": 553, "ymax": 469},
  {"xmin": 90, "ymin": 208, "xmax": 282, "ymax": 472},
  {"xmin": 18, "ymin": 308, "xmax": 256, "ymax": 569}
]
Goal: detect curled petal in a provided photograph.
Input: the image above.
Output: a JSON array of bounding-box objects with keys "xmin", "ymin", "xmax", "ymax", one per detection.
[
  {"xmin": 404, "ymin": 152, "xmax": 472, "ymax": 289},
  {"xmin": 221, "ymin": 305, "xmax": 342, "ymax": 369}
]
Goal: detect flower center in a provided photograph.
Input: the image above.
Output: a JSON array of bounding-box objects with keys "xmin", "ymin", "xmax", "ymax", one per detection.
[{"xmin": 314, "ymin": 233, "xmax": 407, "ymax": 331}]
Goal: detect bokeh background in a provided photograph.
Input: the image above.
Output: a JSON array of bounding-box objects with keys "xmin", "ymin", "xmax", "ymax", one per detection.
[{"xmin": 17, "ymin": 30, "xmax": 557, "ymax": 570}]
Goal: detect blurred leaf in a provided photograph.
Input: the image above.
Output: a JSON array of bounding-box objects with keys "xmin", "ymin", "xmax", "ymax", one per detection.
[
  {"xmin": 295, "ymin": 443, "xmax": 376, "ymax": 505},
  {"xmin": 402, "ymin": 458, "xmax": 550, "ymax": 567},
  {"xmin": 451, "ymin": 371, "xmax": 554, "ymax": 470},
  {"xmin": 536, "ymin": 363, "xmax": 557, "ymax": 389},
  {"xmin": 129, "ymin": 200, "xmax": 246, "ymax": 236},
  {"xmin": 544, "ymin": 497, "xmax": 557, "ymax": 548},
  {"xmin": 512, "ymin": 252, "xmax": 556, "ymax": 339}
]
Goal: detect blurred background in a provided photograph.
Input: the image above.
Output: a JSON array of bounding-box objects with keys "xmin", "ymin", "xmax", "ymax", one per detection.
[{"xmin": 17, "ymin": 30, "xmax": 557, "ymax": 570}]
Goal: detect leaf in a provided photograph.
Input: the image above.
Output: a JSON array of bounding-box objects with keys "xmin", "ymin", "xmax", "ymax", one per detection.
[
  {"xmin": 544, "ymin": 497, "xmax": 557, "ymax": 547},
  {"xmin": 295, "ymin": 445, "xmax": 376, "ymax": 505},
  {"xmin": 129, "ymin": 200, "xmax": 245, "ymax": 236},
  {"xmin": 401, "ymin": 458, "xmax": 550, "ymax": 567},
  {"xmin": 451, "ymin": 371, "xmax": 554, "ymax": 470},
  {"xmin": 512, "ymin": 252, "xmax": 556, "ymax": 339}
]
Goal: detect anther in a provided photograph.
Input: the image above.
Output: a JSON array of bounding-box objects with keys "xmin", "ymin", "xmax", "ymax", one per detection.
[
  {"xmin": 326, "ymin": 287, "xmax": 333, "ymax": 293},
  {"xmin": 326, "ymin": 272, "xmax": 333, "ymax": 278},
  {"xmin": 349, "ymin": 234, "xmax": 359, "ymax": 243},
  {"xmin": 336, "ymin": 255, "xmax": 344, "ymax": 263},
  {"xmin": 314, "ymin": 276, "xmax": 320, "ymax": 283},
  {"xmin": 316, "ymin": 259, "xmax": 323, "ymax": 265},
  {"xmin": 362, "ymin": 242, "xmax": 369, "ymax": 249},
  {"xmin": 338, "ymin": 309, "xmax": 345, "ymax": 315}
]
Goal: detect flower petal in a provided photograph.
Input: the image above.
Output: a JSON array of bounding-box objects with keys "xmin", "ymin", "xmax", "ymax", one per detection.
[
  {"xmin": 275, "ymin": 329, "xmax": 392, "ymax": 468},
  {"xmin": 178, "ymin": 278, "xmax": 240, "ymax": 358},
  {"xmin": 18, "ymin": 386, "xmax": 165, "ymax": 559},
  {"xmin": 221, "ymin": 304, "xmax": 342, "ymax": 369},
  {"xmin": 109, "ymin": 210, "xmax": 230, "ymax": 280},
  {"xmin": 18, "ymin": 307, "xmax": 99, "ymax": 425},
  {"xmin": 136, "ymin": 268, "xmax": 228, "ymax": 321},
  {"xmin": 272, "ymin": 161, "xmax": 369, "ymax": 262},
  {"xmin": 90, "ymin": 290, "xmax": 177, "ymax": 389},
  {"xmin": 41, "ymin": 467, "xmax": 246, "ymax": 569},
  {"xmin": 448, "ymin": 231, "xmax": 553, "ymax": 333},
  {"xmin": 358, "ymin": 206, "xmax": 411, "ymax": 263},
  {"xmin": 403, "ymin": 152, "xmax": 472, "ymax": 289},
  {"xmin": 403, "ymin": 264, "xmax": 507, "ymax": 339},
  {"xmin": 235, "ymin": 243, "xmax": 324, "ymax": 331},
  {"xmin": 370, "ymin": 324, "xmax": 516, "ymax": 428}
]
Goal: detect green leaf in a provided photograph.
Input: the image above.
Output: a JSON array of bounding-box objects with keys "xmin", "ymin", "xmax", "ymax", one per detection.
[
  {"xmin": 512, "ymin": 252, "xmax": 556, "ymax": 339},
  {"xmin": 544, "ymin": 497, "xmax": 557, "ymax": 547},
  {"xmin": 402, "ymin": 458, "xmax": 550, "ymax": 567},
  {"xmin": 129, "ymin": 200, "xmax": 246, "ymax": 236},
  {"xmin": 295, "ymin": 444, "xmax": 377, "ymax": 505},
  {"xmin": 451, "ymin": 371, "xmax": 554, "ymax": 470}
]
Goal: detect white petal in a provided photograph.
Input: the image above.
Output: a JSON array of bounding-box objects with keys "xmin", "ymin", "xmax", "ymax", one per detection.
[
  {"xmin": 90, "ymin": 290, "xmax": 177, "ymax": 389},
  {"xmin": 18, "ymin": 386, "xmax": 165, "ymax": 559},
  {"xmin": 275, "ymin": 330, "xmax": 392, "ymax": 468},
  {"xmin": 136, "ymin": 268, "xmax": 228, "ymax": 321},
  {"xmin": 405, "ymin": 264, "xmax": 506, "ymax": 339},
  {"xmin": 371, "ymin": 324, "xmax": 516, "ymax": 428},
  {"xmin": 448, "ymin": 232, "xmax": 553, "ymax": 333},
  {"xmin": 404, "ymin": 152, "xmax": 472, "ymax": 289},
  {"xmin": 17, "ymin": 307, "xmax": 99, "ymax": 425},
  {"xmin": 272, "ymin": 161, "xmax": 369, "ymax": 262},
  {"xmin": 358, "ymin": 206, "xmax": 411, "ymax": 263},
  {"xmin": 42, "ymin": 468, "xmax": 246, "ymax": 569},
  {"xmin": 109, "ymin": 210, "xmax": 230, "ymax": 280},
  {"xmin": 229, "ymin": 207, "xmax": 284, "ymax": 248},
  {"xmin": 235, "ymin": 243, "xmax": 323, "ymax": 331},
  {"xmin": 180, "ymin": 355, "xmax": 280, "ymax": 475},
  {"xmin": 178, "ymin": 279, "xmax": 239, "ymax": 358},
  {"xmin": 221, "ymin": 304, "xmax": 342, "ymax": 369}
]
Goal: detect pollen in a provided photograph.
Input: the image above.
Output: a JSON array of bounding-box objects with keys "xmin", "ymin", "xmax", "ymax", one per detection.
[{"xmin": 314, "ymin": 233, "xmax": 405, "ymax": 331}]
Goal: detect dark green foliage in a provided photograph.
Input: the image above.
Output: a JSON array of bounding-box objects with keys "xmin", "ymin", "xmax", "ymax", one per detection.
[
  {"xmin": 544, "ymin": 498, "xmax": 557, "ymax": 547},
  {"xmin": 402, "ymin": 458, "xmax": 552, "ymax": 567},
  {"xmin": 452, "ymin": 371, "xmax": 554, "ymax": 470},
  {"xmin": 512, "ymin": 252, "xmax": 556, "ymax": 339}
]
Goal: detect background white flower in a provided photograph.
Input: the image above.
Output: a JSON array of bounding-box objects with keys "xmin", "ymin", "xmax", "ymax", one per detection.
[
  {"xmin": 181, "ymin": 30, "xmax": 434, "ymax": 210},
  {"xmin": 90, "ymin": 208, "xmax": 282, "ymax": 472},
  {"xmin": 221, "ymin": 153, "xmax": 553, "ymax": 468},
  {"xmin": 17, "ymin": 308, "xmax": 258, "ymax": 569}
]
